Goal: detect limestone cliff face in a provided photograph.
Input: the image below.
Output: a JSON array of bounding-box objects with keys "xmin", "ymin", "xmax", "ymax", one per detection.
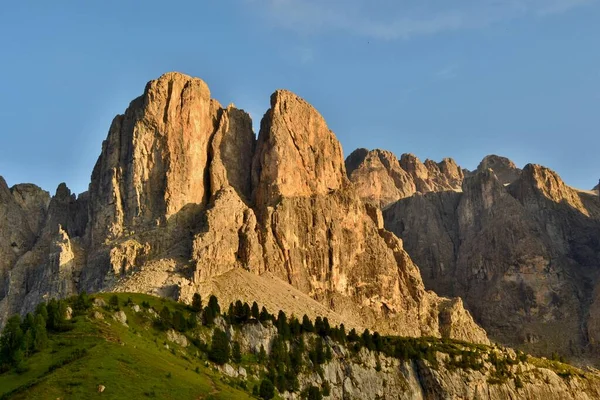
[
  {"xmin": 252, "ymin": 90, "xmax": 345, "ymax": 206},
  {"xmin": 0, "ymin": 72, "xmax": 487, "ymax": 346},
  {"xmin": 377, "ymin": 157, "xmax": 600, "ymax": 359},
  {"xmin": 88, "ymin": 72, "xmax": 221, "ymax": 246}
]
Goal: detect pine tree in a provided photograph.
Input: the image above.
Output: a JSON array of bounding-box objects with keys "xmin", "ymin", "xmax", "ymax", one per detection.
[
  {"xmin": 339, "ymin": 323, "xmax": 347, "ymax": 344},
  {"xmin": 203, "ymin": 306, "xmax": 215, "ymax": 326},
  {"xmin": 233, "ymin": 300, "xmax": 244, "ymax": 324},
  {"xmin": 32, "ymin": 314, "xmax": 48, "ymax": 352},
  {"xmin": 73, "ymin": 291, "xmax": 92, "ymax": 314},
  {"xmin": 323, "ymin": 317, "xmax": 331, "ymax": 337},
  {"xmin": 311, "ymin": 337, "xmax": 325, "ymax": 365},
  {"xmin": 373, "ymin": 331, "xmax": 383, "ymax": 351},
  {"xmin": 21, "ymin": 313, "xmax": 35, "ymax": 332},
  {"xmin": 290, "ymin": 341, "xmax": 304, "ymax": 370},
  {"xmin": 259, "ymin": 378, "xmax": 275, "ymax": 399},
  {"xmin": 306, "ymin": 386, "xmax": 322, "ymax": 400},
  {"xmin": 325, "ymin": 343, "xmax": 332, "ymax": 361},
  {"xmin": 276, "ymin": 310, "xmax": 290, "ymax": 339},
  {"xmin": 35, "ymin": 302, "xmax": 48, "ymax": 322},
  {"xmin": 187, "ymin": 313, "xmax": 198, "ymax": 329},
  {"xmin": 22, "ymin": 329, "xmax": 33, "ymax": 357},
  {"xmin": 314, "ymin": 316, "xmax": 324, "ymax": 336},
  {"xmin": 109, "ymin": 294, "xmax": 120, "ymax": 309},
  {"xmin": 289, "ymin": 316, "xmax": 301, "ymax": 336},
  {"xmin": 207, "ymin": 295, "xmax": 220, "ymax": 315},
  {"xmin": 0, "ymin": 315, "xmax": 24, "ymax": 365},
  {"xmin": 232, "ymin": 341, "xmax": 242, "ymax": 363},
  {"xmin": 172, "ymin": 311, "xmax": 187, "ymax": 332},
  {"xmin": 251, "ymin": 301, "xmax": 259, "ymax": 319},
  {"xmin": 208, "ymin": 328, "xmax": 230, "ymax": 365},
  {"xmin": 257, "ymin": 344, "xmax": 267, "ymax": 363},
  {"xmin": 243, "ymin": 303, "xmax": 251, "ymax": 322},
  {"xmin": 159, "ymin": 306, "xmax": 172, "ymax": 329},
  {"xmin": 347, "ymin": 328, "xmax": 360, "ymax": 343},
  {"xmin": 362, "ymin": 329, "xmax": 374, "ymax": 351},
  {"xmin": 191, "ymin": 293, "xmax": 203, "ymax": 312},
  {"xmin": 301, "ymin": 314, "xmax": 314, "ymax": 332},
  {"xmin": 46, "ymin": 299, "xmax": 67, "ymax": 331},
  {"xmin": 259, "ymin": 306, "xmax": 270, "ymax": 323}
]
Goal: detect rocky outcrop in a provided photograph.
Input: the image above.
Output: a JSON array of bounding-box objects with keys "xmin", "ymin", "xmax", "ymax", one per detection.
[
  {"xmin": 400, "ymin": 153, "xmax": 464, "ymax": 194},
  {"xmin": 9, "ymin": 183, "xmax": 50, "ymax": 234},
  {"xmin": 345, "ymin": 149, "xmax": 415, "ymax": 208},
  {"xmin": 382, "ymin": 163, "xmax": 600, "ymax": 360},
  {"xmin": 476, "ymin": 154, "xmax": 521, "ymax": 185}
]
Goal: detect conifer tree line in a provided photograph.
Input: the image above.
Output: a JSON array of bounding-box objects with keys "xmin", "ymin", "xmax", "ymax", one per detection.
[
  {"xmin": 0, "ymin": 292, "xmax": 92, "ymax": 373},
  {"xmin": 154, "ymin": 293, "xmax": 444, "ymax": 399}
]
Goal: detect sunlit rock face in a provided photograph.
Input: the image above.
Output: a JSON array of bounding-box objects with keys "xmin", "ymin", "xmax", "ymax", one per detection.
[
  {"xmin": 345, "ymin": 149, "xmax": 465, "ymax": 208},
  {"xmin": 0, "ymin": 72, "xmax": 487, "ymax": 346}
]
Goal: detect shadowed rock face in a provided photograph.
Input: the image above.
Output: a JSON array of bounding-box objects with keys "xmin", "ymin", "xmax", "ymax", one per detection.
[
  {"xmin": 0, "ymin": 72, "xmax": 487, "ymax": 345},
  {"xmin": 379, "ymin": 158, "xmax": 600, "ymax": 360}
]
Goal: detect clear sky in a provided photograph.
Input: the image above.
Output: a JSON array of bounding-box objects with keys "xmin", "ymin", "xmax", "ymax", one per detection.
[{"xmin": 1, "ymin": 0, "xmax": 599, "ymax": 195}]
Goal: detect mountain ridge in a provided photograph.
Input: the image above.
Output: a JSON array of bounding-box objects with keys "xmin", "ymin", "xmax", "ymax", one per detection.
[{"xmin": 348, "ymin": 147, "xmax": 600, "ymax": 363}]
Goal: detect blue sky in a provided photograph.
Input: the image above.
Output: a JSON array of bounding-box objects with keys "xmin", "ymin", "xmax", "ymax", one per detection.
[{"xmin": 1, "ymin": 0, "xmax": 599, "ymax": 195}]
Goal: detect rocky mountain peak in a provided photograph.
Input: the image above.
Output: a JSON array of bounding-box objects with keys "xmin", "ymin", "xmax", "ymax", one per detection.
[
  {"xmin": 345, "ymin": 149, "xmax": 415, "ymax": 207},
  {"xmin": 252, "ymin": 89, "xmax": 345, "ymax": 206},
  {"xmin": 88, "ymin": 71, "xmax": 222, "ymax": 245},
  {"xmin": 344, "ymin": 148, "xmax": 370, "ymax": 175},
  {"xmin": 512, "ymin": 163, "xmax": 589, "ymax": 216},
  {"xmin": 9, "ymin": 183, "xmax": 50, "ymax": 234},
  {"xmin": 476, "ymin": 154, "xmax": 521, "ymax": 185}
]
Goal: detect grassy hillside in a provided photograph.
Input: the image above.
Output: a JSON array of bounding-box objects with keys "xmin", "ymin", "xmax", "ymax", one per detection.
[
  {"xmin": 0, "ymin": 293, "xmax": 252, "ymax": 400},
  {"xmin": 1, "ymin": 292, "xmax": 594, "ymax": 400}
]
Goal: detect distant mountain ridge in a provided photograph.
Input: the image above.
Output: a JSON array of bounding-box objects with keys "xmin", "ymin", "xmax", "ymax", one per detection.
[{"xmin": 348, "ymin": 148, "xmax": 600, "ymax": 362}]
